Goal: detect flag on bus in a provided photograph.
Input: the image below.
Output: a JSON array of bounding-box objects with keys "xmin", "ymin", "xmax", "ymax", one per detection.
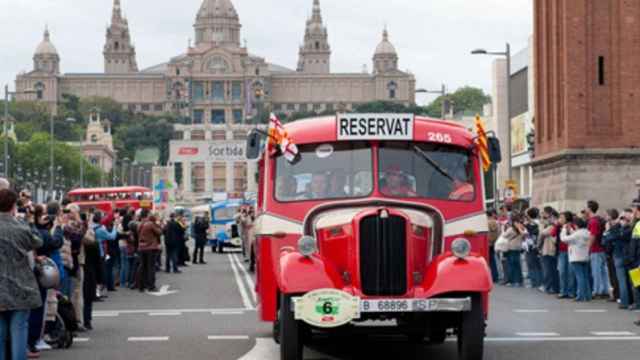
[
  {"xmin": 268, "ymin": 113, "xmax": 299, "ymax": 163},
  {"xmin": 475, "ymin": 115, "xmax": 492, "ymax": 172}
]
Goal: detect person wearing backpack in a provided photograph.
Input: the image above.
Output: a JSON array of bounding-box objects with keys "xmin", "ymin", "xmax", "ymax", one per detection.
[{"xmin": 585, "ymin": 200, "xmax": 610, "ymax": 299}]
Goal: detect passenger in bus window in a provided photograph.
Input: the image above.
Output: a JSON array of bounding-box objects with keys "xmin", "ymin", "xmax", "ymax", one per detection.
[
  {"xmin": 380, "ymin": 166, "xmax": 417, "ymax": 197},
  {"xmin": 276, "ymin": 175, "xmax": 298, "ymax": 200},
  {"xmin": 328, "ymin": 170, "xmax": 348, "ymax": 198}
]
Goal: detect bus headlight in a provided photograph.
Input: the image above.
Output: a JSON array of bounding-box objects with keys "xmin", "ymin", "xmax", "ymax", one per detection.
[
  {"xmin": 298, "ymin": 236, "xmax": 318, "ymax": 257},
  {"xmin": 451, "ymin": 238, "xmax": 471, "ymax": 259}
]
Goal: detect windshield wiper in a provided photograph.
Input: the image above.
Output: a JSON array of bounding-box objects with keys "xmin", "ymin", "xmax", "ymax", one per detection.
[{"xmin": 412, "ymin": 145, "xmax": 456, "ymax": 183}]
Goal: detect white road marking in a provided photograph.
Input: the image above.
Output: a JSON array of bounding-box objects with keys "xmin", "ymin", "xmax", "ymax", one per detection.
[
  {"xmin": 516, "ymin": 332, "xmax": 559, "ymax": 337},
  {"xmin": 228, "ymin": 254, "xmax": 255, "ymax": 309},
  {"xmin": 93, "ymin": 312, "xmax": 119, "ymax": 317},
  {"xmin": 513, "ymin": 309, "xmax": 549, "ymax": 313},
  {"xmin": 94, "ymin": 308, "xmax": 250, "ymax": 315},
  {"xmin": 590, "ymin": 331, "xmax": 636, "ymax": 336},
  {"xmin": 238, "ymin": 338, "xmax": 339, "ymax": 360},
  {"xmin": 147, "ymin": 284, "xmax": 179, "ymax": 297},
  {"xmin": 74, "ymin": 337, "xmax": 90, "ymax": 342},
  {"xmin": 211, "ymin": 311, "xmax": 244, "ymax": 315},
  {"xmin": 481, "ymin": 336, "xmax": 640, "ymax": 342},
  {"xmin": 575, "ymin": 309, "xmax": 607, "ymax": 313},
  {"xmin": 231, "ymin": 253, "xmax": 258, "ymax": 304},
  {"xmin": 207, "ymin": 335, "xmax": 251, "ymax": 340},
  {"xmin": 127, "ymin": 336, "xmax": 169, "ymax": 342},
  {"xmin": 148, "ymin": 312, "xmax": 182, "ymax": 316}
]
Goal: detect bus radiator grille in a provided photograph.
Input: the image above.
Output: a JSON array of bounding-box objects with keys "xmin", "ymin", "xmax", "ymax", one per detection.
[{"xmin": 359, "ymin": 214, "xmax": 407, "ymax": 296}]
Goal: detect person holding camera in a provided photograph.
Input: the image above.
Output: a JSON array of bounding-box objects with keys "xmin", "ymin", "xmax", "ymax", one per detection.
[
  {"xmin": 560, "ymin": 216, "xmax": 591, "ymax": 302},
  {"xmin": 602, "ymin": 209, "xmax": 633, "ymax": 309},
  {"xmin": 0, "ymin": 189, "xmax": 43, "ymax": 360}
]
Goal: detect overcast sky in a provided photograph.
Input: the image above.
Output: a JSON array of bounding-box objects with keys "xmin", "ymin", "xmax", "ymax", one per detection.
[{"xmin": 0, "ymin": 0, "xmax": 532, "ymax": 105}]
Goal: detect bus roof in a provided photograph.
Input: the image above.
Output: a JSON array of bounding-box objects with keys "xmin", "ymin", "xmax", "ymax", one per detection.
[
  {"xmin": 284, "ymin": 115, "xmax": 475, "ymax": 147},
  {"xmin": 68, "ymin": 186, "xmax": 152, "ymax": 196}
]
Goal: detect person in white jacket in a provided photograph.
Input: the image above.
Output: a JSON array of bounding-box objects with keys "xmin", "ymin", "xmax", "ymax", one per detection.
[{"xmin": 560, "ymin": 218, "xmax": 592, "ymax": 302}]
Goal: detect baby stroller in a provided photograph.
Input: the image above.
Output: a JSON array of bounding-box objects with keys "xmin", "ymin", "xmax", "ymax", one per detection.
[{"xmin": 44, "ymin": 292, "xmax": 77, "ymax": 349}]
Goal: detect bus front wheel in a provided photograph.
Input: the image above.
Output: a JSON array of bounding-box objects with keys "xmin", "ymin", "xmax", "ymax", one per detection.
[
  {"xmin": 279, "ymin": 293, "xmax": 303, "ymax": 360},
  {"xmin": 457, "ymin": 295, "xmax": 484, "ymax": 360}
]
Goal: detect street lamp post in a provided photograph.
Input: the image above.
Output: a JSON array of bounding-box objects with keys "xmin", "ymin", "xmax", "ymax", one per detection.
[
  {"xmin": 416, "ymin": 84, "xmax": 448, "ymax": 119},
  {"xmin": 3, "ymin": 85, "xmax": 9, "ymax": 178},
  {"xmin": 3, "ymin": 85, "xmax": 38, "ymax": 178},
  {"xmin": 471, "ymin": 43, "xmax": 512, "ymax": 181}
]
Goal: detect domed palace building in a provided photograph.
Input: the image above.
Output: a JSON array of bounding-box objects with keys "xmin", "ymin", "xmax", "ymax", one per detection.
[{"xmin": 15, "ymin": 0, "xmax": 415, "ymax": 202}]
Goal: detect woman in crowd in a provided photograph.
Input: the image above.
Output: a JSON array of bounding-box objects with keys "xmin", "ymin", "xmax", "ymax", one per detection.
[
  {"xmin": 502, "ymin": 214, "xmax": 526, "ymax": 287},
  {"xmin": 561, "ymin": 216, "xmax": 591, "ymax": 302}
]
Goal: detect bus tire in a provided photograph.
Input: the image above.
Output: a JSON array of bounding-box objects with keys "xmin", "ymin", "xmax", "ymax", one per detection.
[
  {"xmin": 457, "ymin": 295, "xmax": 484, "ymax": 360},
  {"xmin": 279, "ymin": 293, "xmax": 303, "ymax": 360}
]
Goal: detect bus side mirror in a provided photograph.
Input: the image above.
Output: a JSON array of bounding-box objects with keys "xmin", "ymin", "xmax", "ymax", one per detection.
[
  {"xmin": 488, "ymin": 137, "xmax": 502, "ymax": 163},
  {"xmin": 246, "ymin": 129, "xmax": 263, "ymax": 160}
]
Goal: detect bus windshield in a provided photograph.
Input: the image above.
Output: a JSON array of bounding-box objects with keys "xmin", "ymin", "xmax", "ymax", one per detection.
[
  {"xmin": 378, "ymin": 142, "xmax": 475, "ymax": 201},
  {"xmin": 275, "ymin": 142, "xmax": 373, "ymax": 201}
]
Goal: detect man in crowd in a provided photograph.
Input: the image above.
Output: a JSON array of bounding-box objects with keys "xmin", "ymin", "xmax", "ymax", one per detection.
[
  {"xmin": 0, "ymin": 189, "xmax": 43, "ymax": 360},
  {"xmin": 487, "ymin": 209, "xmax": 500, "ymax": 282},
  {"xmin": 138, "ymin": 211, "xmax": 162, "ymax": 292},
  {"xmin": 585, "ymin": 200, "xmax": 610, "ymax": 299},
  {"xmin": 163, "ymin": 213, "xmax": 182, "ymax": 274}
]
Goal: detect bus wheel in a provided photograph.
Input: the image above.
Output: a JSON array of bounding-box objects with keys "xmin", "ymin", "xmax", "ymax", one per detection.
[
  {"xmin": 457, "ymin": 295, "xmax": 484, "ymax": 360},
  {"xmin": 279, "ymin": 293, "xmax": 303, "ymax": 360}
]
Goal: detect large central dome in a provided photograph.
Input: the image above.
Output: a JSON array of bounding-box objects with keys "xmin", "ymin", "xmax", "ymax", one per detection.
[
  {"xmin": 197, "ymin": 0, "xmax": 238, "ymax": 19},
  {"xmin": 194, "ymin": 0, "xmax": 241, "ymax": 46}
]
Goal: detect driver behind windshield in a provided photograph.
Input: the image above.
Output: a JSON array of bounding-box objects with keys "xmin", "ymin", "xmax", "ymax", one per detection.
[
  {"xmin": 380, "ymin": 166, "xmax": 417, "ymax": 197},
  {"xmin": 300, "ymin": 172, "xmax": 329, "ymax": 200}
]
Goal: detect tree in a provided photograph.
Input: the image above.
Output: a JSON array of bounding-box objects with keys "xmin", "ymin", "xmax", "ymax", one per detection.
[
  {"xmin": 353, "ymin": 101, "xmax": 428, "ymax": 115},
  {"xmin": 79, "ymin": 96, "xmax": 130, "ymax": 129},
  {"xmin": 12, "ymin": 132, "xmax": 103, "ymax": 191},
  {"xmin": 425, "ymin": 86, "xmax": 491, "ymax": 118}
]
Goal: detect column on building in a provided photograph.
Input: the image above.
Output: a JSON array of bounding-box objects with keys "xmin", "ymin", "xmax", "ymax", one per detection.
[
  {"xmin": 205, "ymin": 161, "xmax": 214, "ymax": 194},
  {"xmin": 183, "ymin": 162, "xmax": 192, "ymax": 193},
  {"xmin": 247, "ymin": 161, "xmax": 257, "ymax": 192},
  {"xmin": 225, "ymin": 162, "xmax": 234, "ymax": 193}
]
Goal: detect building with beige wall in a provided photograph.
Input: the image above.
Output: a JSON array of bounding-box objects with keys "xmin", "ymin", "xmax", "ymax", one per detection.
[{"xmin": 15, "ymin": 0, "xmax": 416, "ymax": 203}]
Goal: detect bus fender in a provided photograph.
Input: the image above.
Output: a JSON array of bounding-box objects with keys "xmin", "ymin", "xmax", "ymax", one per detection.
[
  {"xmin": 423, "ymin": 254, "xmax": 493, "ymax": 297},
  {"xmin": 277, "ymin": 252, "xmax": 344, "ymax": 294}
]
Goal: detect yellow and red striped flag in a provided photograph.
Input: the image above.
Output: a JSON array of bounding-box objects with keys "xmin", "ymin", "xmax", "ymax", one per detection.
[
  {"xmin": 268, "ymin": 113, "xmax": 299, "ymax": 162},
  {"xmin": 475, "ymin": 115, "xmax": 492, "ymax": 172}
]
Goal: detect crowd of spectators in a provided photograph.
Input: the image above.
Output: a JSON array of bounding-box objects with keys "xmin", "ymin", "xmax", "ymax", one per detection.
[
  {"xmin": 0, "ymin": 178, "xmax": 198, "ymax": 359},
  {"xmin": 488, "ymin": 199, "xmax": 640, "ymax": 326}
]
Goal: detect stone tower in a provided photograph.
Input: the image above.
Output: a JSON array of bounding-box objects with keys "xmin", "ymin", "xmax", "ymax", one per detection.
[
  {"xmin": 103, "ymin": 0, "xmax": 138, "ymax": 73},
  {"xmin": 297, "ymin": 0, "xmax": 331, "ymax": 73},
  {"xmin": 533, "ymin": 0, "xmax": 640, "ymax": 210},
  {"xmin": 373, "ymin": 27, "xmax": 398, "ymax": 74},
  {"xmin": 194, "ymin": 0, "xmax": 241, "ymax": 47},
  {"xmin": 33, "ymin": 26, "xmax": 60, "ymax": 75}
]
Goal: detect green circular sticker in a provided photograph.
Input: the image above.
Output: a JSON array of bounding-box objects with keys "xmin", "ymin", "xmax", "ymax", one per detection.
[{"xmin": 293, "ymin": 289, "xmax": 360, "ymax": 328}]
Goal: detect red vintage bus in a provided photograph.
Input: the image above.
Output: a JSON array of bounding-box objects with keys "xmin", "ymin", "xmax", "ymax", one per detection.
[
  {"xmin": 246, "ymin": 113, "xmax": 501, "ymax": 360},
  {"xmin": 67, "ymin": 186, "xmax": 153, "ymax": 213}
]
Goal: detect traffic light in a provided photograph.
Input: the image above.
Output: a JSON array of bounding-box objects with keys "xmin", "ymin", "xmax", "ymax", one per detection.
[{"xmin": 475, "ymin": 115, "xmax": 492, "ymax": 172}]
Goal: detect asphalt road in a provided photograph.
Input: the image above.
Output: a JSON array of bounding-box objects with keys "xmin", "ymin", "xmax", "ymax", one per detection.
[{"xmin": 43, "ymin": 250, "xmax": 640, "ymax": 360}]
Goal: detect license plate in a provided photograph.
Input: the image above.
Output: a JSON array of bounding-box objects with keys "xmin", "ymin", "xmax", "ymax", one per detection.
[{"xmin": 360, "ymin": 299, "xmax": 435, "ymax": 313}]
